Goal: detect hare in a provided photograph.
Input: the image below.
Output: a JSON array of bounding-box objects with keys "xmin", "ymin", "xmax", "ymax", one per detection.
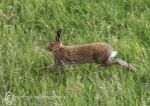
[{"xmin": 47, "ymin": 29, "xmax": 136, "ymax": 71}]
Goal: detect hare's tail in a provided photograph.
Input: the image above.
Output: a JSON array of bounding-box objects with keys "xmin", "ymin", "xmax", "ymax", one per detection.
[{"xmin": 110, "ymin": 51, "xmax": 118, "ymax": 58}]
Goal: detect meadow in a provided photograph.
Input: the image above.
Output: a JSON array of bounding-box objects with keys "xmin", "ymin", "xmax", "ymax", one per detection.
[{"xmin": 0, "ymin": 0, "xmax": 150, "ymax": 105}]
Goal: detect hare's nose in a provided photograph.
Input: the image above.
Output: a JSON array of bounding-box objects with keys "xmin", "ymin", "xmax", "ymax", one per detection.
[{"xmin": 46, "ymin": 46, "xmax": 49, "ymax": 50}]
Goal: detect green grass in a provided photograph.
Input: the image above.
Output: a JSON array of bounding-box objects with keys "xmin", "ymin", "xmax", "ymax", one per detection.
[{"xmin": 0, "ymin": 0, "xmax": 150, "ymax": 105}]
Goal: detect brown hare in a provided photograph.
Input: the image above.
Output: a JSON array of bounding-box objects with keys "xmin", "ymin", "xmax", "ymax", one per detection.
[{"xmin": 47, "ymin": 29, "xmax": 136, "ymax": 71}]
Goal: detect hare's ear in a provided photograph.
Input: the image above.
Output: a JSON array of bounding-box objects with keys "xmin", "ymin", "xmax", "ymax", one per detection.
[{"xmin": 55, "ymin": 29, "xmax": 62, "ymax": 42}]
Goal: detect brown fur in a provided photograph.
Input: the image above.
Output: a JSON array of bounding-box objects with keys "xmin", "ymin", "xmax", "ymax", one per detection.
[{"xmin": 47, "ymin": 29, "xmax": 136, "ymax": 71}]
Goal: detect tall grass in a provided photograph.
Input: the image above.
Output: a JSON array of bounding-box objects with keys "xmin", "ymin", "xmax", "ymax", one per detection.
[{"xmin": 0, "ymin": 0, "xmax": 150, "ymax": 105}]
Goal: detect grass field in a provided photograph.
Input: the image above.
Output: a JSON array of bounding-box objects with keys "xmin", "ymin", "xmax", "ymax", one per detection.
[{"xmin": 0, "ymin": 0, "xmax": 150, "ymax": 105}]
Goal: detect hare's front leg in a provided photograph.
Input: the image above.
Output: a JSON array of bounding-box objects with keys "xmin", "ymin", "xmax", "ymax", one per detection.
[{"xmin": 50, "ymin": 59, "xmax": 62, "ymax": 70}]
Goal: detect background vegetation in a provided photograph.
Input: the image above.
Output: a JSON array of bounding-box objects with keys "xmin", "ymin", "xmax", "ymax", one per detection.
[{"xmin": 0, "ymin": 0, "xmax": 150, "ymax": 105}]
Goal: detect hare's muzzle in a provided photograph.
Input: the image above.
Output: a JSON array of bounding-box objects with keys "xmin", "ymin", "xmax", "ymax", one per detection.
[{"xmin": 47, "ymin": 45, "xmax": 52, "ymax": 51}]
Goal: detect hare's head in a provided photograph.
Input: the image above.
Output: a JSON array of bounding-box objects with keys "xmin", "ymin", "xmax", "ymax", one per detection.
[{"xmin": 47, "ymin": 29, "xmax": 62, "ymax": 52}]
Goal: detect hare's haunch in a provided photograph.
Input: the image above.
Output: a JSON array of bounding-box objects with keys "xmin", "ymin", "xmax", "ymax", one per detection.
[{"xmin": 47, "ymin": 29, "xmax": 136, "ymax": 71}]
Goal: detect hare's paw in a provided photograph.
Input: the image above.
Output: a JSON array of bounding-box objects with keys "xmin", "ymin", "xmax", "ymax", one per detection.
[{"xmin": 50, "ymin": 63, "xmax": 61, "ymax": 71}]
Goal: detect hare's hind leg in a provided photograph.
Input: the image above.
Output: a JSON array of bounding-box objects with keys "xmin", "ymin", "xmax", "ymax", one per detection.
[{"xmin": 103, "ymin": 58, "xmax": 136, "ymax": 71}]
